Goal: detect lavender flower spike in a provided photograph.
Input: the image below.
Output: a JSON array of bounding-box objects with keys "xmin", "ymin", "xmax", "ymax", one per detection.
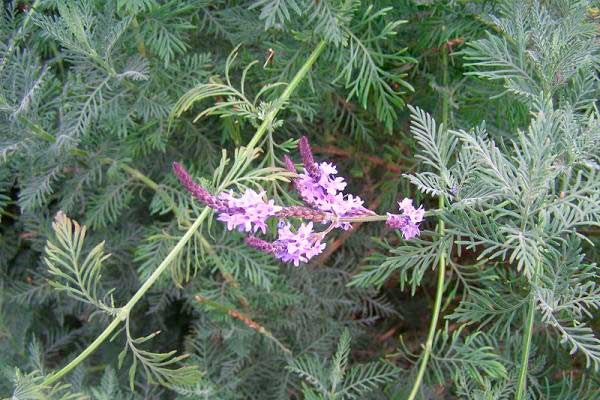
[
  {"xmin": 173, "ymin": 162, "xmax": 280, "ymax": 234},
  {"xmin": 245, "ymin": 236, "xmax": 278, "ymax": 254},
  {"xmin": 386, "ymin": 198, "xmax": 425, "ymax": 240},
  {"xmin": 274, "ymin": 222, "xmax": 325, "ymax": 266},
  {"xmin": 217, "ymin": 189, "xmax": 281, "ymax": 234},
  {"xmin": 298, "ymin": 136, "xmax": 321, "ymax": 179},
  {"xmin": 276, "ymin": 206, "xmax": 327, "ymax": 222},
  {"xmin": 172, "ymin": 162, "xmax": 226, "ymax": 211},
  {"xmin": 283, "ymin": 155, "xmax": 296, "ymax": 173}
]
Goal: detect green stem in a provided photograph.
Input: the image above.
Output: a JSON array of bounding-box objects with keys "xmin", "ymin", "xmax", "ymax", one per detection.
[
  {"xmin": 515, "ymin": 289, "xmax": 535, "ymax": 399},
  {"xmin": 123, "ymin": 210, "xmax": 208, "ymax": 312},
  {"xmin": 406, "ymin": 197, "xmax": 446, "ymax": 400},
  {"xmin": 118, "ymin": 163, "xmax": 159, "ymax": 191},
  {"xmin": 405, "ymin": 46, "xmax": 449, "ymax": 400},
  {"xmin": 43, "ymin": 313, "xmax": 124, "ymax": 385},
  {"xmin": 116, "ymin": 162, "xmax": 248, "ymax": 302},
  {"xmin": 41, "ymin": 39, "xmax": 326, "ymax": 386},
  {"xmin": 248, "ymin": 40, "xmax": 326, "ymax": 151},
  {"xmin": 441, "ymin": 48, "xmax": 449, "ymax": 129}
]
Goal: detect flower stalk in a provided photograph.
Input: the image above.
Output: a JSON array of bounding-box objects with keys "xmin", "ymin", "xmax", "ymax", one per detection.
[
  {"xmin": 515, "ymin": 293, "xmax": 535, "ymax": 400},
  {"xmin": 405, "ymin": 46, "xmax": 450, "ymax": 400},
  {"xmin": 406, "ymin": 196, "xmax": 446, "ymax": 400}
]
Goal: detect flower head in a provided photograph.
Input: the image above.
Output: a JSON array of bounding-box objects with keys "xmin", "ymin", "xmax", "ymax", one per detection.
[
  {"xmin": 217, "ymin": 189, "xmax": 281, "ymax": 234},
  {"xmin": 294, "ymin": 161, "xmax": 368, "ymax": 229},
  {"xmin": 296, "ymin": 162, "xmax": 347, "ymax": 203},
  {"xmin": 274, "ymin": 222, "xmax": 325, "ymax": 266},
  {"xmin": 386, "ymin": 198, "xmax": 425, "ymax": 240},
  {"xmin": 172, "ymin": 162, "xmax": 227, "ymax": 211}
]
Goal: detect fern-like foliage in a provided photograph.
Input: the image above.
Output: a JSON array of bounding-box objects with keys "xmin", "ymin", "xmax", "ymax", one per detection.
[
  {"xmin": 398, "ymin": 324, "xmax": 507, "ymax": 386},
  {"xmin": 287, "ymin": 329, "xmax": 397, "ymax": 399},
  {"xmin": 118, "ymin": 319, "xmax": 202, "ymax": 390},
  {"xmin": 44, "ymin": 212, "xmax": 119, "ymax": 316},
  {"xmin": 334, "ymin": 6, "xmax": 414, "ymax": 131},
  {"xmin": 7, "ymin": 368, "xmax": 83, "ymax": 400},
  {"xmin": 1, "ymin": 0, "xmax": 599, "ymax": 398},
  {"xmin": 171, "ymin": 45, "xmax": 286, "ymax": 132}
]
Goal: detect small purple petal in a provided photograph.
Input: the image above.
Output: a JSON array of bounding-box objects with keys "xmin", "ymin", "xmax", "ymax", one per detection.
[
  {"xmin": 217, "ymin": 189, "xmax": 281, "ymax": 234},
  {"xmin": 274, "ymin": 222, "xmax": 325, "ymax": 266},
  {"xmin": 386, "ymin": 198, "xmax": 425, "ymax": 240}
]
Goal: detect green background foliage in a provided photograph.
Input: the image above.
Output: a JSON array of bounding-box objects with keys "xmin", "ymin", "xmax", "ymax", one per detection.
[{"xmin": 1, "ymin": 0, "xmax": 599, "ymax": 398}]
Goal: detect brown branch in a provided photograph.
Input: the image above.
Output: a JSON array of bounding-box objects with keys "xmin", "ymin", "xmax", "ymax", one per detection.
[
  {"xmin": 313, "ymin": 145, "xmax": 403, "ymax": 175},
  {"xmin": 376, "ymin": 324, "xmax": 402, "ymax": 342},
  {"xmin": 194, "ymin": 295, "xmax": 291, "ymax": 354},
  {"xmin": 437, "ymin": 37, "xmax": 464, "ymax": 53}
]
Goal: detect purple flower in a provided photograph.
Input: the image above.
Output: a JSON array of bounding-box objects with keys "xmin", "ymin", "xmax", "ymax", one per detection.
[
  {"xmin": 274, "ymin": 222, "xmax": 325, "ymax": 266},
  {"xmin": 284, "ymin": 138, "xmax": 375, "ymax": 230},
  {"xmin": 296, "ymin": 165, "xmax": 371, "ymax": 229},
  {"xmin": 386, "ymin": 198, "xmax": 425, "ymax": 240},
  {"xmin": 245, "ymin": 236, "xmax": 278, "ymax": 254},
  {"xmin": 296, "ymin": 162, "xmax": 346, "ymax": 203},
  {"xmin": 298, "ymin": 136, "xmax": 321, "ymax": 179},
  {"xmin": 172, "ymin": 162, "xmax": 227, "ymax": 211},
  {"xmin": 217, "ymin": 189, "xmax": 281, "ymax": 234}
]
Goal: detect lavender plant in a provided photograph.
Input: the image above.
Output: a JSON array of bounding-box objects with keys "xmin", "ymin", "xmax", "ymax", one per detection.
[{"xmin": 1, "ymin": 0, "xmax": 599, "ymax": 399}]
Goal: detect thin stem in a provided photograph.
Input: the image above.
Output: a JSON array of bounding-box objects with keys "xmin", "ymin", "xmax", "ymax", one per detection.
[
  {"xmin": 406, "ymin": 46, "xmax": 449, "ymax": 400},
  {"xmin": 118, "ymin": 163, "xmax": 159, "ymax": 191},
  {"xmin": 112, "ymin": 161, "xmax": 249, "ymax": 303},
  {"xmin": 223, "ymin": 40, "xmax": 327, "ymax": 184},
  {"xmin": 406, "ymin": 196, "xmax": 446, "ymax": 400},
  {"xmin": 122, "ymin": 209, "xmax": 208, "ymax": 311},
  {"xmin": 248, "ymin": 40, "xmax": 326, "ymax": 151},
  {"xmin": 43, "ymin": 313, "xmax": 124, "ymax": 385},
  {"xmin": 41, "ymin": 39, "xmax": 326, "ymax": 386},
  {"xmin": 441, "ymin": 48, "xmax": 449, "ymax": 129},
  {"xmin": 515, "ymin": 294, "xmax": 535, "ymax": 400}
]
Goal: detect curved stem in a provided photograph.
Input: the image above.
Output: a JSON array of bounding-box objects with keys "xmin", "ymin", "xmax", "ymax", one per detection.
[
  {"xmin": 43, "ymin": 312, "xmax": 124, "ymax": 385},
  {"xmin": 42, "ymin": 39, "xmax": 327, "ymax": 386},
  {"xmin": 515, "ymin": 290, "xmax": 535, "ymax": 399},
  {"xmin": 406, "ymin": 196, "xmax": 446, "ymax": 400}
]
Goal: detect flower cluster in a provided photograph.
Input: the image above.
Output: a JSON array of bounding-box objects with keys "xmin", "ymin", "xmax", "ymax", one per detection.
[
  {"xmin": 286, "ymin": 137, "xmax": 373, "ymax": 230},
  {"xmin": 217, "ymin": 189, "xmax": 280, "ymax": 234},
  {"xmin": 386, "ymin": 198, "xmax": 425, "ymax": 240},
  {"xmin": 274, "ymin": 222, "xmax": 326, "ymax": 266},
  {"xmin": 173, "ymin": 136, "xmax": 425, "ymax": 266}
]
